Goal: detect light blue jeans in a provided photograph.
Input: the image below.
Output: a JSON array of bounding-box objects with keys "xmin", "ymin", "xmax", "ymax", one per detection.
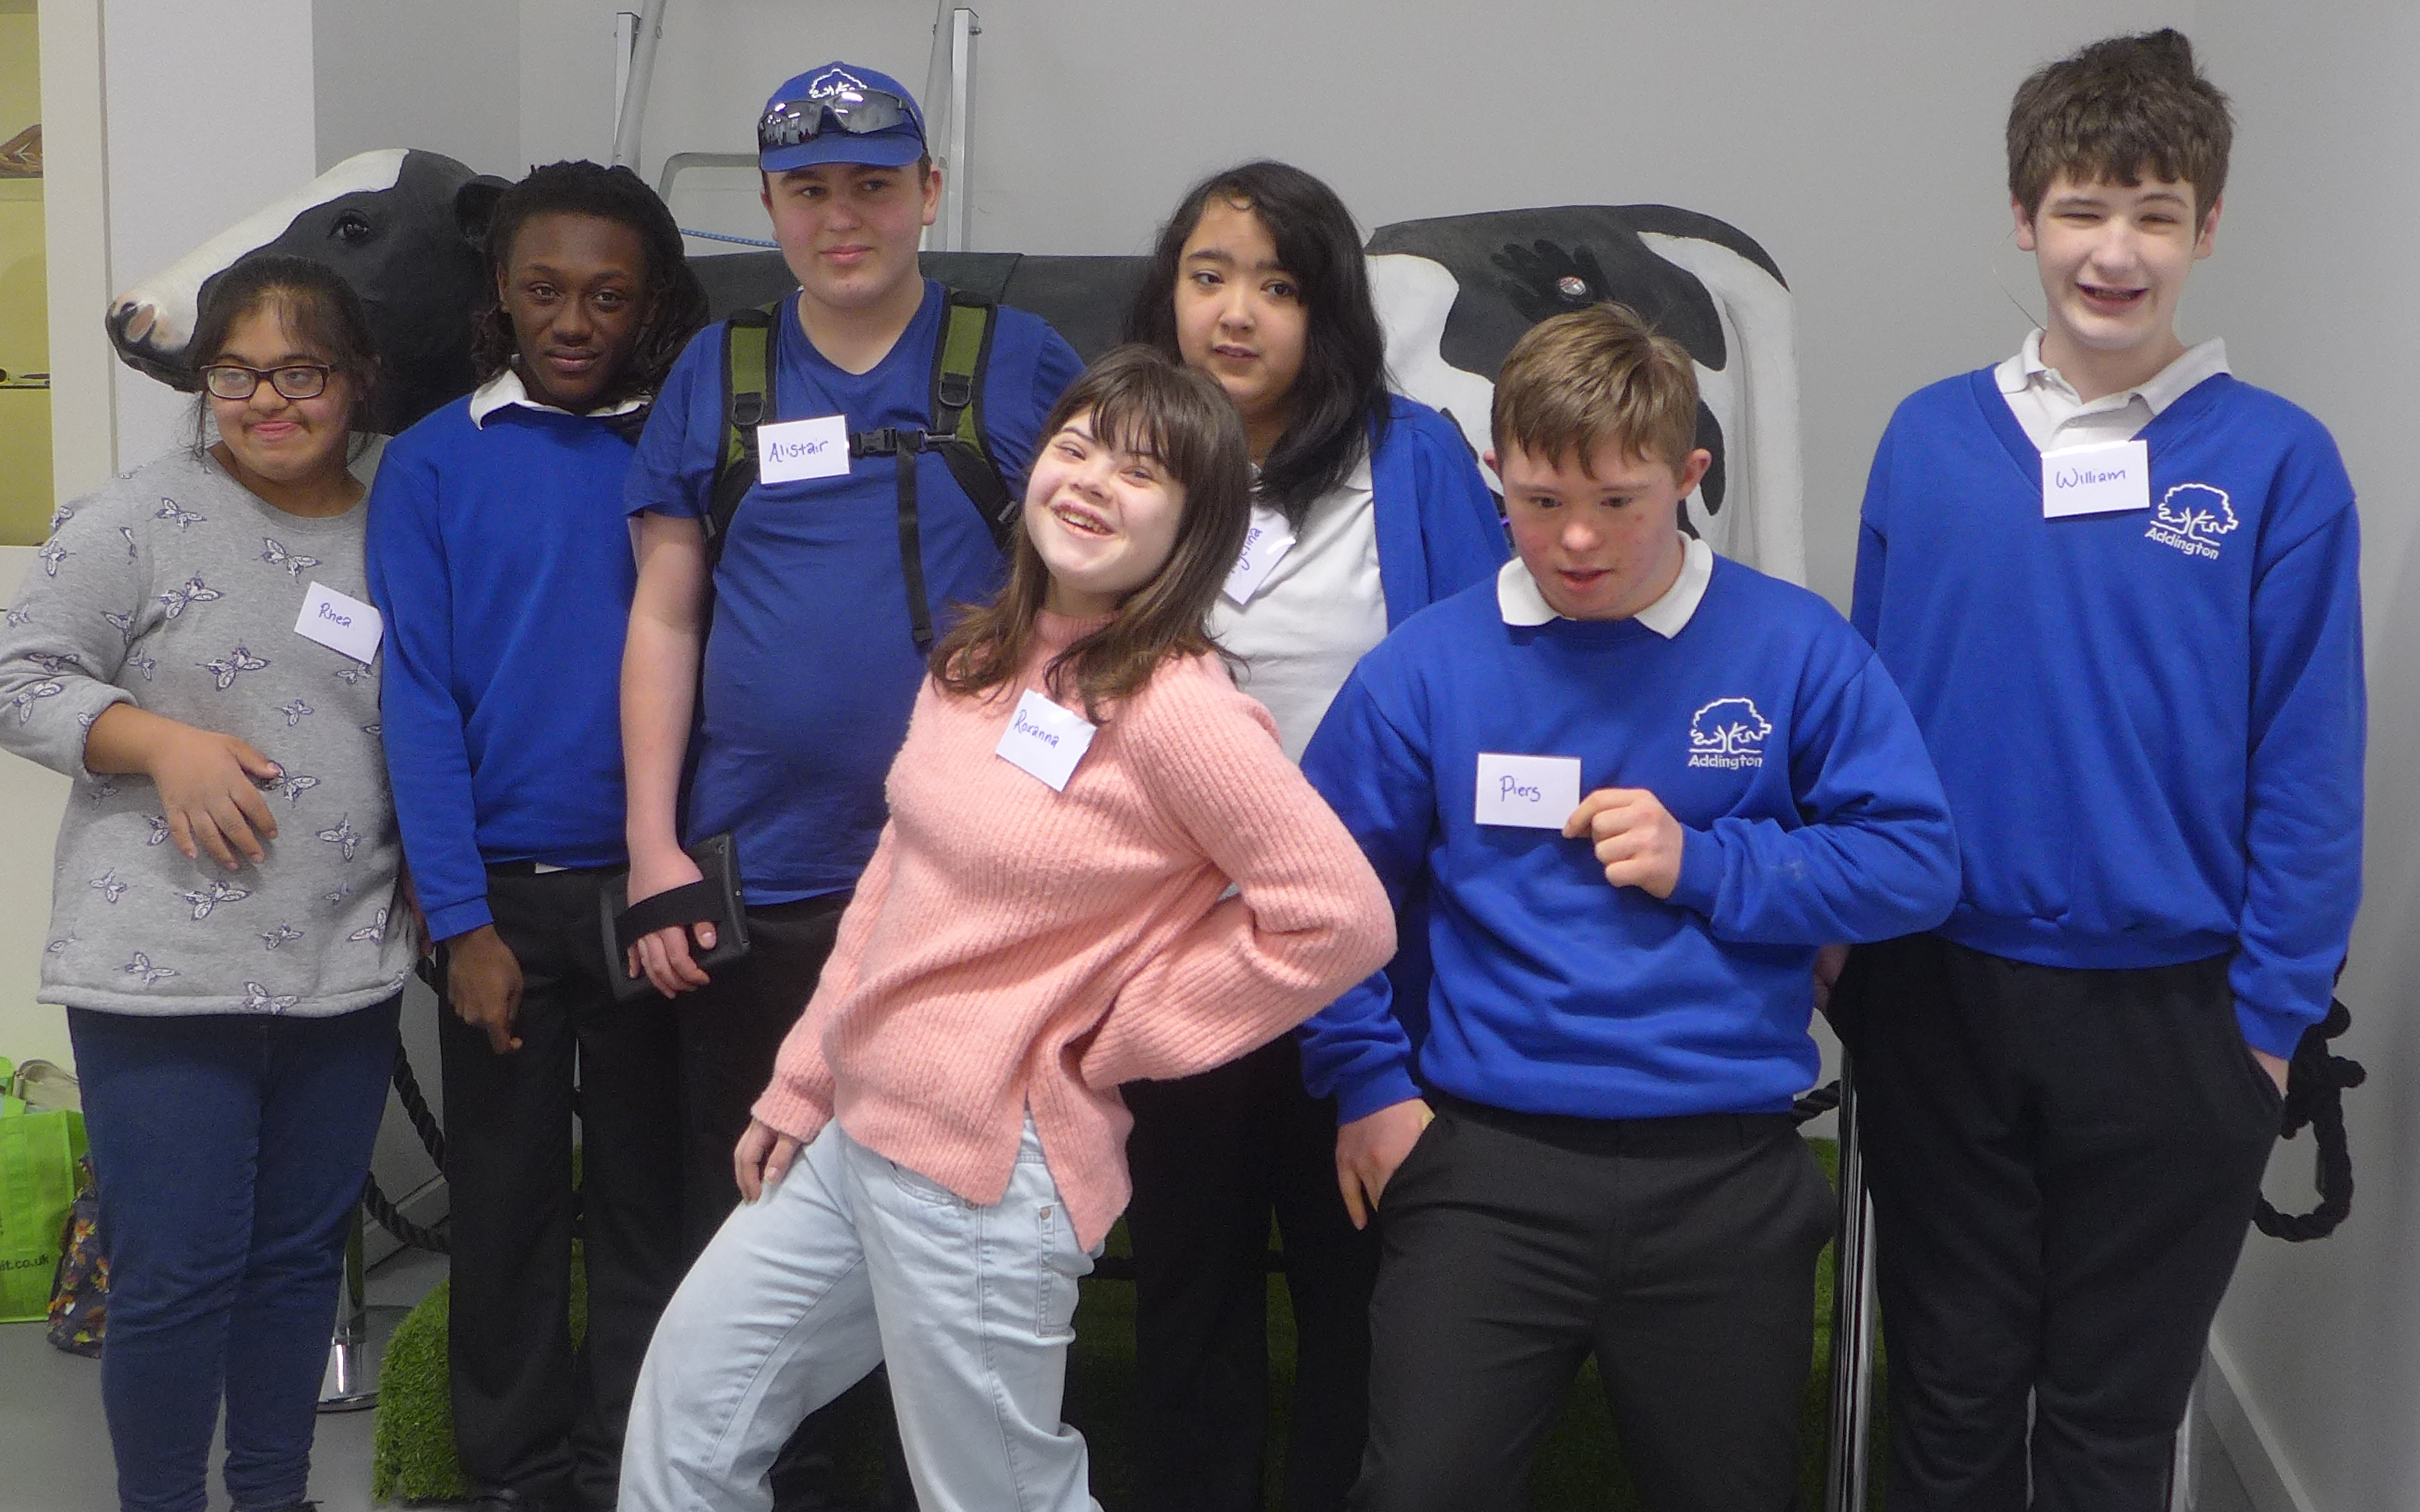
[{"xmin": 620, "ymin": 1115, "xmax": 1102, "ymax": 1512}]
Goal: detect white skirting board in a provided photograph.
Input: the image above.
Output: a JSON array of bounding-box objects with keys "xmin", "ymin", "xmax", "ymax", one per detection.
[{"xmin": 2201, "ymin": 1337, "xmax": 2320, "ymax": 1512}]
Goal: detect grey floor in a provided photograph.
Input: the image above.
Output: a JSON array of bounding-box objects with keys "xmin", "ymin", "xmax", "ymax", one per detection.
[{"xmin": 0, "ymin": 1244, "xmax": 2263, "ymax": 1512}]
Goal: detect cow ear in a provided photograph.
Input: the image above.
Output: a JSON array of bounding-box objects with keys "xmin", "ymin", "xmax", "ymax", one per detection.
[{"xmin": 455, "ymin": 175, "xmax": 511, "ymax": 251}]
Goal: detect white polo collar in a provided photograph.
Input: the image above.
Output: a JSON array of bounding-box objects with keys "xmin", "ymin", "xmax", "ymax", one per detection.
[
  {"xmin": 1497, "ymin": 534, "xmax": 1713, "ymax": 637},
  {"xmin": 467, "ymin": 369, "xmax": 650, "ymax": 429},
  {"xmin": 1993, "ymin": 329, "xmax": 2231, "ymax": 416}
]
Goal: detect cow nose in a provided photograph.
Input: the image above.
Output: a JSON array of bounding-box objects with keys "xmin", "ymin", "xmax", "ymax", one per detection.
[{"xmin": 114, "ymin": 300, "xmax": 158, "ymax": 345}]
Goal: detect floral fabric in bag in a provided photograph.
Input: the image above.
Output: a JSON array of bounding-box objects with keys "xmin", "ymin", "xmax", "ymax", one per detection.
[{"xmin": 48, "ymin": 1155, "xmax": 105, "ymax": 1356}]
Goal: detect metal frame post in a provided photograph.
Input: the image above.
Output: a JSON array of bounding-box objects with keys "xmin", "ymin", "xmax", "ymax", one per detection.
[
  {"xmin": 936, "ymin": 8, "xmax": 981, "ymax": 251},
  {"xmin": 611, "ymin": 0, "xmax": 669, "ymax": 171},
  {"xmin": 1825, "ymin": 1060, "xmax": 1879, "ymax": 1512},
  {"xmin": 318, "ymin": 1209, "xmax": 377, "ymax": 1411}
]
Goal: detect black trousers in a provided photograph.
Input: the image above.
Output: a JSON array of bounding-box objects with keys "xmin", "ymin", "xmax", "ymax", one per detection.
[
  {"xmin": 1124, "ymin": 1037, "xmax": 1381, "ymax": 1512},
  {"xmin": 441, "ymin": 867, "xmax": 684, "ymax": 1511},
  {"xmin": 1349, "ymin": 1097, "xmax": 1835, "ymax": 1512},
  {"xmin": 1834, "ymin": 934, "xmax": 2283, "ymax": 1512},
  {"xmin": 676, "ymin": 891, "xmax": 912, "ymax": 1512}
]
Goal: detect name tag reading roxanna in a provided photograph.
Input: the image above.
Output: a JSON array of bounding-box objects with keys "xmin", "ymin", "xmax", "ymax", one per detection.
[
  {"xmin": 294, "ymin": 582, "xmax": 383, "ymax": 665},
  {"xmin": 1222, "ymin": 505, "xmax": 1299, "ymax": 605},
  {"xmin": 757, "ymin": 414, "xmax": 852, "ymax": 484},
  {"xmin": 2041, "ymin": 438, "xmax": 2150, "ymax": 519},
  {"xmin": 1474, "ymin": 752, "xmax": 1583, "ymax": 830},
  {"xmin": 995, "ymin": 689, "xmax": 1098, "ymax": 792}
]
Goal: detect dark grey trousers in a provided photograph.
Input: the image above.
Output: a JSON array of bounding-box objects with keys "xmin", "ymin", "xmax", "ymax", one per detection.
[{"xmin": 1350, "ymin": 1096, "xmax": 1836, "ymax": 1512}]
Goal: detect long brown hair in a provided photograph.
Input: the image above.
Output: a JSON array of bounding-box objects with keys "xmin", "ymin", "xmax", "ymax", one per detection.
[{"xmin": 932, "ymin": 345, "xmax": 1252, "ymax": 719}]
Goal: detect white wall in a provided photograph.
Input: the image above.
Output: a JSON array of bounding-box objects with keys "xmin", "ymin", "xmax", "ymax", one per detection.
[
  {"xmin": 2185, "ymin": 7, "xmax": 2420, "ymax": 1509},
  {"xmin": 101, "ymin": 0, "xmax": 318, "ymax": 470}
]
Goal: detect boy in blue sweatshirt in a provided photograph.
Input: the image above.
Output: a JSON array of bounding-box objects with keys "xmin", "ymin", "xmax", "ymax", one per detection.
[
  {"xmin": 1839, "ymin": 30, "xmax": 2363, "ymax": 1512},
  {"xmin": 368, "ymin": 163, "xmax": 709, "ymax": 1512},
  {"xmin": 1299, "ymin": 304, "xmax": 1959, "ymax": 1512}
]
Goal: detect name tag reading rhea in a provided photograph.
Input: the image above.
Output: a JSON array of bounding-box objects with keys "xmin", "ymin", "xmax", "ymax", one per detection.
[
  {"xmin": 1474, "ymin": 752, "xmax": 1582, "ymax": 830},
  {"xmin": 996, "ymin": 689, "xmax": 1097, "ymax": 792},
  {"xmin": 757, "ymin": 414, "xmax": 851, "ymax": 484},
  {"xmin": 2041, "ymin": 438, "xmax": 2150, "ymax": 519},
  {"xmin": 294, "ymin": 582, "xmax": 382, "ymax": 664},
  {"xmin": 1222, "ymin": 506, "xmax": 1298, "ymax": 605}
]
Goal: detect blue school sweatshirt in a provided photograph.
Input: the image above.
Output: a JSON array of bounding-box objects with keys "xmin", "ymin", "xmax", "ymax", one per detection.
[
  {"xmin": 625, "ymin": 283, "xmax": 1083, "ymax": 906},
  {"xmin": 367, "ymin": 398, "xmax": 640, "ymax": 941},
  {"xmin": 1850, "ymin": 370, "xmax": 2364, "ymax": 1057},
  {"xmin": 1298, "ymin": 559, "xmax": 1960, "ymax": 1124}
]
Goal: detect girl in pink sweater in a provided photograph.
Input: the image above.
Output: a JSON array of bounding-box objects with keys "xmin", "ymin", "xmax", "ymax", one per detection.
[{"xmin": 621, "ymin": 346, "xmax": 1395, "ymax": 1512}]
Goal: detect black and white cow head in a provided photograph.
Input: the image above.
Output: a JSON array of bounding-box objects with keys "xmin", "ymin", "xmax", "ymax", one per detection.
[
  {"xmin": 108, "ymin": 149, "xmax": 508, "ymax": 432},
  {"xmin": 1366, "ymin": 206, "xmax": 1805, "ymax": 581}
]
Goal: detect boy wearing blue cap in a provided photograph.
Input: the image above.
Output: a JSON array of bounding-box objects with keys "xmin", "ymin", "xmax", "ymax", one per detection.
[{"xmin": 614, "ymin": 63, "xmax": 1081, "ymax": 1505}]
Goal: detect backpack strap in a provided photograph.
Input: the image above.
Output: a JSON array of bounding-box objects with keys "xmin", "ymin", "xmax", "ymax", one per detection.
[
  {"xmin": 705, "ymin": 301, "xmax": 781, "ymax": 569},
  {"xmin": 923, "ymin": 289, "xmax": 1017, "ymax": 549}
]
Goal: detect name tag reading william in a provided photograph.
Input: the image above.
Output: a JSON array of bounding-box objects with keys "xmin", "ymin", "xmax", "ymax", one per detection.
[
  {"xmin": 757, "ymin": 415, "xmax": 851, "ymax": 484},
  {"xmin": 1474, "ymin": 752, "xmax": 1582, "ymax": 830},
  {"xmin": 2041, "ymin": 438, "xmax": 2150, "ymax": 519},
  {"xmin": 995, "ymin": 689, "xmax": 1097, "ymax": 792},
  {"xmin": 1222, "ymin": 506, "xmax": 1298, "ymax": 605},
  {"xmin": 294, "ymin": 582, "xmax": 382, "ymax": 665}
]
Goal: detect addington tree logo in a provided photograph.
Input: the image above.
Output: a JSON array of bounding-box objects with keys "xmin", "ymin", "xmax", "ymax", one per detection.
[
  {"xmin": 1688, "ymin": 696, "xmax": 1773, "ymax": 770},
  {"xmin": 2145, "ymin": 482, "xmax": 2238, "ymax": 561}
]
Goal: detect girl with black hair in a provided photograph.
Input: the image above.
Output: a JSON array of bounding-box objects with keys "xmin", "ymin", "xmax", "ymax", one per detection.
[
  {"xmin": 0, "ymin": 255, "xmax": 407, "ymax": 1512},
  {"xmin": 365, "ymin": 159, "xmax": 708, "ymax": 1512},
  {"xmin": 1119, "ymin": 160, "xmax": 1507, "ymax": 1512}
]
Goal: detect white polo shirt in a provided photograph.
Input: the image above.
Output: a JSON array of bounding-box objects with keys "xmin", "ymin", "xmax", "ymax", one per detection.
[{"xmin": 1994, "ymin": 329, "xmax": 2231, "ymax": 452}]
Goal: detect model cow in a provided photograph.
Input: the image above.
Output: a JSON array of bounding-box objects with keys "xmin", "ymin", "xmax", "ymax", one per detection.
[{"xmin": 110, "ymin": 150, "xmax": 1804, "ymax": 580}]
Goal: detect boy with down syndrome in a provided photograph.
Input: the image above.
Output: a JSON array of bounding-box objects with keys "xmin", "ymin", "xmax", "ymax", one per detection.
[
  {"xmin": 1835, "ymin": 30, "xmax": 2363, "ymax": 1511},
  {"xmin": 1298, "ymin": 304, "xmax": 1960, "ymax": 1512}
]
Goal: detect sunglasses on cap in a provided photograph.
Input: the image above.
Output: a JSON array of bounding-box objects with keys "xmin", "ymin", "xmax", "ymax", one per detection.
[{"xmin": 759, "ymin": 88, "xmax": 920, "ymax": 151}]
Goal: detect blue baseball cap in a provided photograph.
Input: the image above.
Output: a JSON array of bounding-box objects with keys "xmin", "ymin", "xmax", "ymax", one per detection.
[{"xmin": 758, "ymin": 63, "xmax": 928, "ymax": 173}]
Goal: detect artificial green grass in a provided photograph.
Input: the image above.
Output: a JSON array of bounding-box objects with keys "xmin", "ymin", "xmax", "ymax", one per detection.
[{"xmin": 373, "ymin": 1140, "xmax": 1881, "ymax": 1507}]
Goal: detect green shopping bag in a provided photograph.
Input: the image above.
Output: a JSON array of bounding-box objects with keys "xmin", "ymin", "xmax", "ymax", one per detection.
[{"xmin": 0, "ymin": 1067, "xmax": 89, "ymax": 1323}]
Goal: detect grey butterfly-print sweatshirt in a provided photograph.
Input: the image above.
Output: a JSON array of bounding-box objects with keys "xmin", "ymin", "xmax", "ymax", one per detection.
[{"xmin": 0, "ymin": 448, "xmax": 412, "ymax": 1016}]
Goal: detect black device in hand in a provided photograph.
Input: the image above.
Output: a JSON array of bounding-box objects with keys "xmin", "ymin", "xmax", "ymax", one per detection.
[{"xmin": 601, "ymin": 832, "xmax": 752, "ymax": 1004}]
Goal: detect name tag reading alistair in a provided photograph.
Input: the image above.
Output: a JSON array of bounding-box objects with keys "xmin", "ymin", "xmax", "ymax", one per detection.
[
  {"xmin": 2041, "ymin": 438, "xmax": 2150, "ymax": 519},
  {"xmin": 757, "ymin": 414, "xmax": 852, "ymax": 484},
  {"xmin": 1222, "ymin": 506, "xmax": 1298, "ymax": 605},
  {"xmin": 1474, "ymin": 752, "xmax": 1583, "ymax": 830},
  {"xmin": 995, "ymin": 689, "xmax": 1097, "ymax": 792},
  {"xmin": 294, "ymin": 582, "xmax": 382, "ymax": 665}
]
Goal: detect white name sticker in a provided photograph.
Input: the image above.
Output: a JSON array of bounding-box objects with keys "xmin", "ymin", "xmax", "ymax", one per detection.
[
  {"xmin": 995, "ymin": 689, "xmax": 1098, "ymax": 792},
  {"xmin": 294, "ymin": 582, "xmax": 382, "ymax": 665},
  {"xmin": 2041, "ymin": 438, "xmax": 2151, "ymax": 519},
  {"xmin": 757, "ymin": 414, "xmax": 851, "ymax": 484},
  {"xmin": 1474, "ymin": 752, "xmax": 1583, "ymax": 830},
  {"xmin": 1222, "ymin": 506, "xmax": 1298, "ymax": 605}
]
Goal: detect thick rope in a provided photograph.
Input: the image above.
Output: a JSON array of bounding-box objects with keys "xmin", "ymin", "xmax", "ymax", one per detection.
[
  {"xmin": 363, "ymin": 1040, "xmax": 452, "ymax": 1254},
  {"xmin": 2253, "ymin": 997, "xmax": 2365, "ymax": 1242}
]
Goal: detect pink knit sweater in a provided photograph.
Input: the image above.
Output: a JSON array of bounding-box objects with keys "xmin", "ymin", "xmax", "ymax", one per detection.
[{"xmin": 752, "ymin": 611, "xmax": 1395, "ymax": 1249}]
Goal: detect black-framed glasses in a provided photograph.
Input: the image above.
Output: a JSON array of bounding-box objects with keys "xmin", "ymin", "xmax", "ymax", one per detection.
[
  {"xmin": 200, "ymin": 364, "xmax": 334, "ymax": 401},
  {"xmin": 759, "ymin": 88, "xmax": 919, "ymax": 150}
]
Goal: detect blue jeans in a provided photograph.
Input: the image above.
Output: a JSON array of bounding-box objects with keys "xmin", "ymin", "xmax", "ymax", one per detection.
[{"xmin": 69, "ymin": 999, "xmax": 401, "ymax": 1512}]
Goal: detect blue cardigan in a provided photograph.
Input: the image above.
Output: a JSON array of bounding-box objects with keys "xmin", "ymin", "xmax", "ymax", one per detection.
[{"xmin": 1369, "ymin": 395, "xmax": 1508, "ymax": 626}]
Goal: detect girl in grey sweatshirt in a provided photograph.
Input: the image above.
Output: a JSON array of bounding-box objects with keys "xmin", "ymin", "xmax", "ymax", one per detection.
[{"xmin": 0, "ymin": 258, "xmax": 410, "ymax": 1512}]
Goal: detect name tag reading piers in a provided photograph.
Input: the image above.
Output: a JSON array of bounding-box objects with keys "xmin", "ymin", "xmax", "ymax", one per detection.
[
  {"xmin": 294, "ymin": 582, "xmax": 382, "ymax": 665},
  {"xmin": 1222, "ymin": 506, "xmax": 1298, "ymax": 605},
  {"xmin": 2041, "ymin": 438, "xmax": 2150, "ymax": 519},
  {"xmin": 757, "ymin": 414, "xmax": 852, "ymax": 484},
  {"xmin": 995, "ymin": 689, "xmax": 1097, "ymax": 793},
  {"xmin": 1474, "ymin": 752, "xmax": 1582, "ymax": 830}
]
